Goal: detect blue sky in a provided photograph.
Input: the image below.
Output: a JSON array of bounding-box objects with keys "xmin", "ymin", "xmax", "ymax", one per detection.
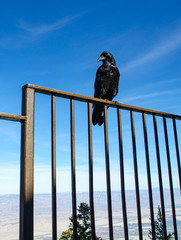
[{"xmin": 0, "ymin": 1, "xmax": 181, "ymax": 194}]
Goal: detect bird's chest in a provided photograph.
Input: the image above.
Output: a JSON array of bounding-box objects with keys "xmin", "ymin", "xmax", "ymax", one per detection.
[
  {"xmin": 100, "ymin": 75, "xmax": 115, "ymax": 98},
  {"xmin": 100, "ymin": 69, "xmax": 115, "ymax": 88}
]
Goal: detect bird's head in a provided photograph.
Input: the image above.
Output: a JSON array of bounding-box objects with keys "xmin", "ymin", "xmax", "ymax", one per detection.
[{"xmin": 98, "ymin": 51, "xmax": 116, "ymax": 65}]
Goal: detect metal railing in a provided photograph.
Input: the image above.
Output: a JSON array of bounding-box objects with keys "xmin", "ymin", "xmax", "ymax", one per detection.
[{"xmin": 0, "ymin": 83, "xmax": 181, "ymax": 240}]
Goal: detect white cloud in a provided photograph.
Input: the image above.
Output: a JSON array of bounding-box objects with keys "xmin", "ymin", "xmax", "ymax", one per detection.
[
  {"xmin": 120, "ymin": 28, "xmax": 181, "ymax": 72},
  {"xmin": 121, "ymin": 90, "xmax": 175, "ymax": 104},
  {"xmin": 120, "ymin": 88, "xmax": 181, "ymax": 104},
  {"xmin": 0, "ymin": 14, "xmax": 81, "ymax": 48},
  {"xmin": 17, "ymin": 15, "xmax": 80, "ymax": 36}
]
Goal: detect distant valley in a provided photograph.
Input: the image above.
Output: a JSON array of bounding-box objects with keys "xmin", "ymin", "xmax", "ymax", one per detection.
[{"xmin": 0, "ymin": 189, "xmax": 180, "ymax": 240}]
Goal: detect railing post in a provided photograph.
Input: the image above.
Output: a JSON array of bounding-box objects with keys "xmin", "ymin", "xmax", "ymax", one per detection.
[
  {"xmin": 142, "ymin": 113, "xmax": 155, "ymax": 240},
  {"xmin": 51, "ymin": 95, "xmax": 57, "ymax": 240},
  {"xmin": 130, "ymin": 110, "xmax": 143, "ymax": 240},
  {"xmin": 117, "ymin": 108, "xmax": 129, "ymax": 240},
  {"xmin": 70, "ymin": 99, "xmax": 77, "ymax": 239},
  {"xmin": 20, "ymin": 85, "xmax": 35, "ymax": 240},
  {"xmin": 104, "ymin": 105, "xmax": 114, "ymax": 240},
  {"xmin": 172, "ymin": 117, "xmax": 181, "ymax": 192},
  {"xmin": 163, "ymin": 117, "xmax": 178, "ymax": 239},
  {"xmin": 88, "ymin": 102, "xmax": 96, "ymax": 239},
  {"xmin": 153, "ymin": 115, "xmax": 167, "ymax": 239}
]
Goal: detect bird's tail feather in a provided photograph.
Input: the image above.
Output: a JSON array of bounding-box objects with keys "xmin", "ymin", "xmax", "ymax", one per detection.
[{"xmin": 92, "ymin": 104, "xmax": 104, "ymax": 126}]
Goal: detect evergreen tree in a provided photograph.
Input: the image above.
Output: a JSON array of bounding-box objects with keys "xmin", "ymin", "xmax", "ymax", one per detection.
[
  {"xmin": 59, "ymin": 202, "xmax": 103, "ymax": 240},
  {"xmin": 148, "ymin": 205, "xmax": 174, "ymax": 239}
]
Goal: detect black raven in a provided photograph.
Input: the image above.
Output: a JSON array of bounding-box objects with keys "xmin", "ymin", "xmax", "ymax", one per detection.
[{"xmin": 92, "ymin": 51, "xmax": 120, "ymax": 126}]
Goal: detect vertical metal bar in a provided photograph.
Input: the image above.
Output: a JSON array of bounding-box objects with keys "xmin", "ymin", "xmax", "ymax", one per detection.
[
  {"xmin": 163, "ymin": 117, "xmax": 178, "ymax": 239},
  {"xmin": 88, "ymin": 102, "xmax": 96, "ymax": 239},
  {"xmin": 51, "ymin": 95, "xmax": 57, "ymax": 240},
  {"xmin": 117, "ymin": 108, "xmax": 129, "ymax": 240},
  {"xmin": 20, "ymin": 86, "xmax": 35, "ymax": 240},
  {"xmin": 172, "ymin": 117, "xmax": 181, "ymax": 192},
  {"xmin": 70, "ymin": 99, "xmax": 77, "ymax": 239},
  {"xmin": 153, "ymin": 115, "xmax": 167, "ymax": 238},
  {"xmin": 142, "ymin": 113, "xmax": 155, "ymax": 240},
  {"xmin": 104, "ymin": 105, "xmax": 114, "ymax": 240},
  {"xmin": 130, "ymin": 110, "xmax": 143, "ymax": 240}
]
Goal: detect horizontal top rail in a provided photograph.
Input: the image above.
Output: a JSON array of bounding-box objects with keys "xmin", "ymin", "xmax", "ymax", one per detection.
[
  {"xmin": 26, "ymin": 84, "xmax": 181, "ymax": 120},
  {"xmin": 0, "ymin": 112, "xmax": 26, "ymax": 122}
]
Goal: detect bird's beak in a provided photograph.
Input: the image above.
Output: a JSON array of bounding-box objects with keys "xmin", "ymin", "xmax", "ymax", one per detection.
[{"xmin": 98, "ymin": 56, "xmax": 106, "ymax": 62}]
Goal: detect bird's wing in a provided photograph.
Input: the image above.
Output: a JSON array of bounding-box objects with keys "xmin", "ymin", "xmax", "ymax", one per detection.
[
  {"xmin": 94, "ymin": 66, "xmax": 102, "ymax": 98},
  {"xmin": 94, "ymin": 65, "xmax": 120, "ymax": 100},
  {"xmin": 111, "ymin": 66, "xmax": 120, "ymax": 98}
]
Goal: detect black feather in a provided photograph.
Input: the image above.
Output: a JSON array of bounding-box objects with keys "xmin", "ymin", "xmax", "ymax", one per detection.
[{"xmin": 92, "ymin": 51, "xmax": 120, "ymax": 126}]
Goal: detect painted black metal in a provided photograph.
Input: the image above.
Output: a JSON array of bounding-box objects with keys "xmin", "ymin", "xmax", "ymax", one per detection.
[
  {"xmin": 70, "ymin": 99, "xmax": 78, "ymax": 239},
  {"xmin": 117, "ymin": 108, "xmax": 129, "ymax": 240},
  {"xmin": 163, "ymin": 117, "xmax": 178, "ymax": 239},
  {"xmin": 153, "ymin": 115, "xmax": 167, "ymax": 239},
  {"xmin": 51, "ymin": 95, "xmax": 57, "ymax": 240},
  {"xmin": 130, "ymin": 111, "xmax": 143, "ymax": 240},
  {"xmin": 104, "ymin": 105, "xmax": 114, "ymax": 240},
  {"xmin": 172, "ymin": 118, "xmax": 181, "ymax": 192},
  {"xmin": 88, "ymin": 102, "xmax": 96, "ymax": 239},
  {"xmin": 142, "ymin": 113, "xmax": 155, "ymax": 240}
]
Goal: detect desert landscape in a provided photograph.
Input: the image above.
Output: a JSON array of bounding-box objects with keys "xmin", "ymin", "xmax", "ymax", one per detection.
[{"xmin": 0, "ymin": 189, "xmax": 180, "ymax": 240}]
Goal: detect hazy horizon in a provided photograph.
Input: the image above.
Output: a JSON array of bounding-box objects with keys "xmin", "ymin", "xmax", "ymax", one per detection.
[{"xmin": 1, "ymin": 189, "xmax": 180, "ymax": 240}]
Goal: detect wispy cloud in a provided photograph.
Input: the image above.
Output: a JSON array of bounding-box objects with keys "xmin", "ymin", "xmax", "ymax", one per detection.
[
  {"xmin": 121, "ymin": 89, "xmax": 180, "ymax": 104},
  {"xmin": 137, "ymin": 78, "xmax": 181, "ymax": 92},
  {"xmin": 18, "ymin": 15, "xmax": 79, "ymax": 36},
  {"xmin": 0, "ymin": 14, "xmax": 81, "ymax": 48},
  {"xmin": 120, "ymin": 28, "xmax": 181, "ymax": 72}
]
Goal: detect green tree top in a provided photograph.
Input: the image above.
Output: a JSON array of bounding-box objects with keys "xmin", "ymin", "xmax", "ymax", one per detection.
[
  {"xmin": 59, "ymin": 202, "xmax": 103, "ymax": 240},
  {"xmin": 148, "ymin": 205, "xmax": 174, "ymax": 240}
]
